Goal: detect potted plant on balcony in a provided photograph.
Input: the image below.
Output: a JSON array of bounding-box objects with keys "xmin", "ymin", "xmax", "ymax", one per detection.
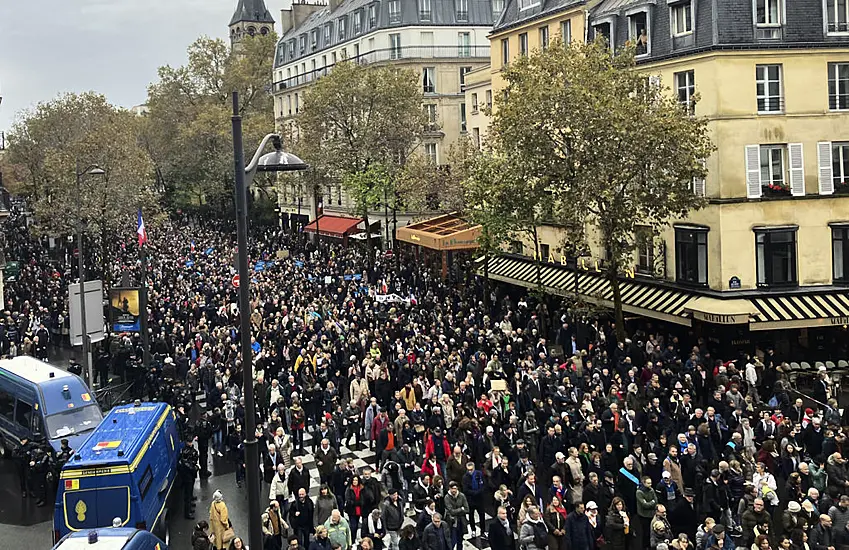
[{"xmin": 764, "ymin": 181, "xmax": 791, "ymax": 197}]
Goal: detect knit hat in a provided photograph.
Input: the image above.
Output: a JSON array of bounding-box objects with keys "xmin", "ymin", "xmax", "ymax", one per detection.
[{"xmin": 787, "ymin": 501, "xmax": 801, "ymax": 513}]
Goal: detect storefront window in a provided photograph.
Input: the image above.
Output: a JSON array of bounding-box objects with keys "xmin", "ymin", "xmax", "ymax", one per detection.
[{"xmin": 833, "ymin": 225, "xmax": 849, "ymax": 283}]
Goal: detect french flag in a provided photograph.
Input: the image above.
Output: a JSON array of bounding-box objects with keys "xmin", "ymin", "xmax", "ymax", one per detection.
[
  {"xmin": 190, "ymin": 240, "xmax": 196, "ymax": 253},
  {"xmin": 137, "ymin": 209, "xmax": 148, "ymax": 246}
]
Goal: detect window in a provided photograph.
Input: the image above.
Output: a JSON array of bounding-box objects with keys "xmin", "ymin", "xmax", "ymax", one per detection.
[
  {"xmin": 675, "ymin": 227, "xmax": 708, "ymax": 285},
  {"xmin": 310, "ymin": 30, "xmax": 318, "ymax": 50},
  {"xmin": 756, "ymin": 228, "xmax": 798, "ymax": 287},
  {"xmin": 0, "ymin": 390, "xmax": 13, "ymax": 421},
  {"xmin": 755, "ymin": 0, "xmax": 782, "ymax": 39},
  {"xmin": 423, "ymin": 67, "xmax": 436, "ymax": 93},
  {"xmin": 829, "ymin": 63, "xmax": 849, "ymax": 111},
  {"xmin": 471, "ymin": 93, "xmax": 479, "ymax": 112},
  {"xmin": 539, "ymin": 244, "xmax": 550, "ymax": 261},
  {"xmin": 425, "ymin": 143, "xmax": 438, "ymax": 163},
  {"xmin": 287, "ymin": 95, "xmax": 292, "ymax": 115},
  {"xmin": 322, "ymin": 55, "xmax": 327, "ymax": 75},
  {"xmin": 138, "ymin": 465, "xmax": 154, "ymax": 500},
  {"xmin": 833, "ymin": 226, "xmax": 849, "ymax": 283},
  {"xmin": 460, "ymin": 103, "xmax": 467, "ymax": 132},
  {"xmin": 368, "ymin": 4, "xmax": 378, "ymax": 28},
  {"xmin": 675, "ymin": 70, "xmax": 695, "ymax": 114},
  {"xmin": 419, "ymin": 0, "xmax": 432, "ymax": 20},
  {"xmin": 760, "ymin": 145, "xmax": 786, "ymax": 189},
  {"xmin": 389, "ymin": 33, "xmax": 402, "ymax": 59},
  {"xmin": 827, "ymin": 0, "xmax": 849, "ymax": 33},
  {"xmin": 519, "ymin": 33, "xmax": 529, "ymax": 56},
  {"xmin": 492, "ymin": 0, "xmax": 504, "ymax": 16},
  {"xmin": 671, "ymin": 1, "xmax": 693, "ymax": 35},
  {"xmin": 460, "ymin": 66, "xmax": 471, "ymax": 91},
  {"xmin": 629, "ymin": 12, "xmax": 649, "ymax": 55},
  {"xmin": 294, "ymin": 93, "xmax": 300, "ymax": 113},
  {"xmin": 518, "ymin": 0, "xmax": 540, "ymax": 10},
  {"xmin": 332, "ymin": 52, "xmax": 337, "ymax": 64},
  {"xmin": 636, "ymin": 230, "xmax": 654, "ymax": 275},
  {"xmin": 14, "ymin": 400, "xmax": 32, "ymax": 430},
  {"xmin": 338, "ymin": 17, "xmax": 346, "ymax": 41},
  {"xmin": 594, "ymin": 22, "xmax": 611, "ymax": 43},
  {"xmin": 299, "ymin": 35, "xmax": 306, "ymax": 54},
  {"xmin": 324, "ymin": 24, "xmax": 332, "ymax": 45},
  {"xmin": 510, "ymin": 240, "xmax": 524, "ymax": 255},
  {"xmin": 486, "ymin": 90, "xmax": 493, "ymax": 109},
  {"xmin": 389, "ymin": 0, "xmax": 401, "ymax": 23},
  {"xmin": 501, "ymin": 38, "xmax": 510, "ymax": 66},
  {"xmin": 424, "ymin": 104, "xmax": 437, "ymax": 127},
  {"xmin": 458, "ymin": 32, "xmax": 471, "ymax": 57},
  {"xmin": 833, "ymin": 142, "xmax": 849, "ymax": 191},
  {"xmin": 561, "ymin": 19, "xmax": 572, "ymax": 42},
  {"xmin": 354, "ymin": 10, "xmax": 363, "ymax": 34},
  {"xmin": 354, "ymin": 43, "xmax": 360, "ymax": 58},
  {"xmin": 756, "ymin": 64, "xmax": 783, "ymax": 113},
  {"xmin": 456, "ymin": 0, "xmax": 468, "ymax": 21},
  {"xmin": 311, "ymin": 59, "xmax": 316, "ymax": 76},
  {"xmin": 540, "ymin": 26, "xmax": 550, "ymax": 49}
]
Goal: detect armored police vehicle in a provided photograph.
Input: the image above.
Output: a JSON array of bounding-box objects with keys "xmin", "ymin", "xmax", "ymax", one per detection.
[
  {"xmin": 54, "ymin": 402, "xmax": 182, "ymax": 544},
  {"xmin": 53, "ymin": 528, "xmax": 168, "ymax": 550},
  {"xmin": 0, "ymin": 356, "xmax": 102, "ymax": 454}
]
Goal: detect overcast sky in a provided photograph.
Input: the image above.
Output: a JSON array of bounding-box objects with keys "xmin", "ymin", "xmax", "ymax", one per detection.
[{"xmin": 0, "ymin": 0, "xmax": 286, "ymax": 132}]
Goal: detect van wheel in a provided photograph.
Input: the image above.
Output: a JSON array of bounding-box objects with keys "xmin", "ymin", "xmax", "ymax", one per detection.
[{"xmin": 157, "ymin": 510, "xmax": 170, "ymax": 546}]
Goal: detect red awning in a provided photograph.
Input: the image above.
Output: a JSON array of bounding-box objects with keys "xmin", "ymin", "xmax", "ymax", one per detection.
[{"xmin": 303, "ymin": 215, "xmax": 363, "ymax": 237}]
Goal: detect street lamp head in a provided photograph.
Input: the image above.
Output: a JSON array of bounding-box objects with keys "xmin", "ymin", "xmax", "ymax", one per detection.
[
  {"xmin": 256, "ymin": 135, "xmax": 308, "ymax": 172},
  {"xmin": 256, "ymin": 149, "xmax": 308, "ymax": 172}
]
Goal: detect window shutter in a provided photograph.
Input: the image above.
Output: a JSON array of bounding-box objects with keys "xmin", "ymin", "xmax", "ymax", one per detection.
[
  {"xmin": 692, "ymin": 159, "xmax": 706, "ymax": 197},
  {"xmin": 745, "ymin": 145, "xmax": 762, "ymax": 198},
  {"xmin": 788, "ymin": 143, "xmax": 805, "ymax": 197},
  {"xmin": 818, "ymin": 141, "xmax": 834, "ymax": 195}
]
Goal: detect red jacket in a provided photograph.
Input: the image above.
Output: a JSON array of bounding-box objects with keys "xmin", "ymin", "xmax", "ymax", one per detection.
[
  {"xmin": 371, "ymin": 415, "xmax": 390, "ymax": 440},
  {"xmin": 424, "ymin": 434, "xmax": 451, "ymax": 461}
]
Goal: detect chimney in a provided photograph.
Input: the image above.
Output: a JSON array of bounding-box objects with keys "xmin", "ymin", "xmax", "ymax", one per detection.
[
  {"xmin": 292, "ymin": 1, "xmax": 325, "ymax": 28},
  {"xmin": 280, "ymin": 7, "xmax": 295, "ymax": 35}
]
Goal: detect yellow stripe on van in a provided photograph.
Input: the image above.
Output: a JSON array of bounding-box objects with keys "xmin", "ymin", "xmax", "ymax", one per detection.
[
  {"xmin": 60, "ymin": 466, "xmax": 131, "ymax": 479},
  {"xmin": 130, "ymin": 405, "xmax": 171, "ymax": 472}
]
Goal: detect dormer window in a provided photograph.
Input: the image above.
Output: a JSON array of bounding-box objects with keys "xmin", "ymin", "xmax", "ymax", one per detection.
[
  {"xmin": 754, "ymin": 0, "xmax": 782, "ymax": 39},
  {"xmin": 338, "ymin": 17, "xmax": 346, "ymax": 40},
  {"xmin": 518, "ymin": 0, "xmax": 540, "ymax": 10},
  {"xmin": 670, "ymin": 0, "xmax": 693, "ymax": 36},
  {"xmin": 354, "ymin": 10, "xmax": 363, "ymax": 34},
  {"xmin": 325, "ymin": 23, "xmax": 332, "ymax": 44},
  {"xmin": 419, "ymin": 0, "xmax": 432, "ymax": 21},
  {"xmin": 456, "ymin": 0, "xmax": 468, "ymax": 21},
  {"xmin": 492, "ymin": 0, "xmax": 504, "ymax": 16},
  {"xmin": 826, "ymin": 0, "xmax": 849, "ymax": 33},
  {"xmin": 289, "ymin": 40, "xmax": 296, "ymax": 59},
  {"xmin": 389, "ymin": 0, "xmax": 401, "ymax": 22},
  {"xmin": 368, "ymin": 4, "xmax": 378, "ymax": 28},
  {"xmin": 299, "ymin": 35, "xmax": 306, "ymax": 55},
  {"xmin": 311, "ymin": 30, "xmax": 318, "ymax": 50},
  {"xmin": 627, "ymin": 11, "xmax": 649, "ymax": 55}
]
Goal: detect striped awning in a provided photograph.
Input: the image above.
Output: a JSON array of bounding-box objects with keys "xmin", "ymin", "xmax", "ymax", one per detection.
[
  {"xmin": 750, "ymin": 292, "xmax": 849, "ymax": 330},
  {"xmin": 480, "ymin": 256, "xmax": 694, "ymax": 326},
  {"xmin": 484, "ymin": 256, "xmax": 577, "ymax": 296}
]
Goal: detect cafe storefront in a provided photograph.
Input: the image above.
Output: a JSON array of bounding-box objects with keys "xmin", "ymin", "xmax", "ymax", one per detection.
[{"xmin": 396, "ymin": 213, "xmax": 481, "ymax": 279}]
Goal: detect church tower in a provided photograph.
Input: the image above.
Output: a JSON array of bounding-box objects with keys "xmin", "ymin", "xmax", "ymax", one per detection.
[{"xmin": 229, "ymin": 0, "xmax": 275, "ymax": 48}]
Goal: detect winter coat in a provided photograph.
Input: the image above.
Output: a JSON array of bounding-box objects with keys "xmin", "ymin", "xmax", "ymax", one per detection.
[
  {"xmin": 636, "ymin": 486, "xmax": 658, "ymax": 518},
  {"xmin": 381, "ymin": 496, "xmax": 405, "ymax": 531},
  {"xmin": 444, "ymin": 491, "xmax": 469, "ymax": 530},
  {"xmin": 604, "ymin": 510, "xmax": 631, "ymax": 550},
  {"xmin": 314, "ymin": 494, "xmax": 338, "ymax": 528},
  {"xmin": 519, "ymin": 518, "xmax": 548, "ymax": 550},
  {"xmin": 208, "ymin": 500, "xmax": 230, "ymax": 550},
  {"xmin": 422, "ymin": 522, "xmax": 452, "ymax": 550}
]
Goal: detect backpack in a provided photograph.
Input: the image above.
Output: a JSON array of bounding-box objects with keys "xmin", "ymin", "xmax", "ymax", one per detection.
[{"xmin": 767, "ymin": 395, "xmax": 779, "ymax": 408}]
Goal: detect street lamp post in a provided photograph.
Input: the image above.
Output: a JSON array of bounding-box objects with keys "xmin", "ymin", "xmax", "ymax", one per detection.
[
  {"xmin": 231, "ymin": 91, "xmax": 308, "ymax": 550},
  {"xmin": 75, "ymin": 163, "xmax": 105, "ymax": 386}
]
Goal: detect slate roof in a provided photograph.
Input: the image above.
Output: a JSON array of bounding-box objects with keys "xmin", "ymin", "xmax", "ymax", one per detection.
[
  {"xmin": 492, "ymin": 0, "xmax": 585, "ymax": 33},
  {"xmin": 275, "ymin": 0, "xmax": 495, "ymax": 67},
  {"xmin": 230, "ymin": 0, "xmax": 276, "ymax": 26},
  {"xmin": 591, "ymin": 0, "xmax": 648, "ymax": 18}
]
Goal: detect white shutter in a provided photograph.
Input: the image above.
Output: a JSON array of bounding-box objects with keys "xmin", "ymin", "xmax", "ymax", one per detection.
[
  {"xmin": 818, "ymin": 141, "xmax": 834, "ymax": 195},
  {"xmin": 648, "ymin": 75, "xmax": 661, "ymax": 88},
  {"xmin": 745, "ymin": 145, "xmax": 762, "ymax": 198},
  {"xmin": 692, "ymin": 158, "xmax": 706, "ymax": 197},
  {"xmin": 789, "ymin": 143, "xmax": 805, "ymax": 197}
]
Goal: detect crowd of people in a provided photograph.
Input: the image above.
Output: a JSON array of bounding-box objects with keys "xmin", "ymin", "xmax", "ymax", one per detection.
[{"xmin": 3, "ymin": 209, "xmax": 849, "ymax": 550}]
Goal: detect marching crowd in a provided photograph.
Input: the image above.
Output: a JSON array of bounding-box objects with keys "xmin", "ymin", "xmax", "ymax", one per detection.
[{"xmin": 3, "ymin": 210, "xmax": 849, "ymax": 550}]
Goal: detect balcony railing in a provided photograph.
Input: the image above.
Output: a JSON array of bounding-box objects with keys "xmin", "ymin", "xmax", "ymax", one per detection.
[{"xmin": 273, "ymin": 45, "xmax": 490, "ymax": 91}]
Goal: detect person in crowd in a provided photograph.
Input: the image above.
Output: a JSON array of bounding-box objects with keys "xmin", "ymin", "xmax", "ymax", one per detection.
[{"xmin": 209, "ymin": 490, "xmax": 231, "ymax": 550}]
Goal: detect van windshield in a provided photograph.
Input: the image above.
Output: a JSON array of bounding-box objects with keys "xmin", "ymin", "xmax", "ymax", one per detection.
[{"xmin": 46, "ymin": 404, "xmax": 103, "ymax": 439}]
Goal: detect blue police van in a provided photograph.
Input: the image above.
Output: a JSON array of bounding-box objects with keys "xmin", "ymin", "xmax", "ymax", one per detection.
[
  {"xmin": 0, "ymin": 356, "xmax": 102, "ymax": 454},
  {"xmin": 53, "ymin": 529, "xmax": 168, "ymax": 550},
  {"xmin": 54, "ymin": 402, "xmax": 182, "ymax": 545}
]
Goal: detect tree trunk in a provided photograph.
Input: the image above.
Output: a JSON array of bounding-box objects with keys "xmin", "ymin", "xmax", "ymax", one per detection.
[
  {"xmin": 483, "ymin": 250, "xmax": 491, "ymax": 310},
  {"xmin": 607, "ymin": 259, "xmax": 627, "ymax": 344},
  {"xmin": 363, "ymin": 208, "xmax": 374, "ymax": 269},
  {"xmin": 532, "ymin": 225, "xmax": 543, "ymax": 292}
]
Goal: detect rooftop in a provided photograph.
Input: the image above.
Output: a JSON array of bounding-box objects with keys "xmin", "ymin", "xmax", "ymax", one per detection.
[
  {"xmin": 69, "ymin": 403, "xmax": 171, "ymax": 467},
  {"xmin": 492, "ymin": 0, "xmax": 585, "ymax": 34},
  {"xmin": 0, "ymin": 356, "xmax": 71, "ymax": 384},
  {"xmin": 230, "ymin": 0, "xmax": 275, "ymax": 26}
]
